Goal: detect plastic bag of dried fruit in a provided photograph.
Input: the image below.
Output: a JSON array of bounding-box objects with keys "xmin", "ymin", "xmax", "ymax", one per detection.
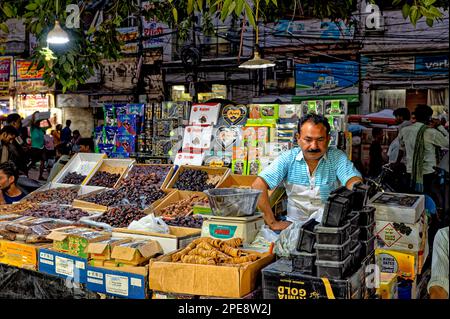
[{"xmin": 127, "ymin": 214, "xmax": 169, "ymax": 234}]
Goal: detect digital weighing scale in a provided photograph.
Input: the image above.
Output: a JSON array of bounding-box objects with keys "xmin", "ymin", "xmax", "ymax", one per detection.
[{"xmin": 201, "ymin": 213, "xmax": 265, "ymax": 244}]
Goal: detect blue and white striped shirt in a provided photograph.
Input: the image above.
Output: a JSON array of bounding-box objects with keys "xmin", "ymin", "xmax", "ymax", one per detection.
[{"xmin": 260, "ymin": 147, "xmax": 361, "ymax": 203}]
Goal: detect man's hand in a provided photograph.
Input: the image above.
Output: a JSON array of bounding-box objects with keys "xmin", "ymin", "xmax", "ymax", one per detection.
[
  {"xmin": 268, "ymin": 220, "xmax": 292, "ymax": 231},
  {"xmin": 429, "ymin": 286, "xmax": 449, "ymax": 299}
]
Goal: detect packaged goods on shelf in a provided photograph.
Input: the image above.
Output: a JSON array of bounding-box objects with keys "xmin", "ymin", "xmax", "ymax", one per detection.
[
  {"xmin": 377, "ymin": 272, "xmax": 398, "ymax": 299},
  {"xmin": 189, "ymin": 103, "xmax": 221, "ymax": 125},
  {"xmin": 369, "ymin": 192, "xmax": 424, "ymax": 224}
]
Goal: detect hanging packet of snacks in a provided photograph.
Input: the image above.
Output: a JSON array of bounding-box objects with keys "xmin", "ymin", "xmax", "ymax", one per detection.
[
  {"xmin": 301, "ymin": 100, "xmax": 324, "ymax": 115},
  {"xmin": 182, "ymin": 125, "xmax": 213, "ymax": 151},
  {"xmin": 103, "ymin": 126, "xmax": 118, "ymax": 145},
  {"xmin": 126, "ymin": 103, "xmax": 145, "ymax": 133},
  {"xmin": 275, "ymin": 122, "xmax": 297, "ymax": 146},
  {"xmin": 103, "ymin": 104, "xmax": 117, "ymax": 126},
  {"xmin": 324, "ymin": 100, "xmax": 348, "ymax": 116},
  {"xmin": 232, "ymin": 146, "xmax": 247, "ymax": 175},
  {"xmin": 94, "ymin": 126, "xmax": 103, "ymax": 153},
  {"xmin": 247, "ymin": 146, "xmax": 263, "ymax": 175},
  {"xmin": 279, "ymin": 104, "xmax": 300, "ymax": 120}
]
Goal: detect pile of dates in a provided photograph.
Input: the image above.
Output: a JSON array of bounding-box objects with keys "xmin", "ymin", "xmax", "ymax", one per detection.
[
  {"xmin": 94, "ymin": 205, "xmax": 147, "ymax": 228},
  {"xmin": 80, "ymin": 186, "xmax": 165, "ymax": 208},
  {"xmin": 21, "ymin": 205, "xmax": 90, "ymax": 221},
  {"xmin": 26, "ymin": 187, "xmax": 79, "ymax": 205},
  {"xmin": 159, "ymin": 195, "xmax": 209, "ymax": 218},
  {"xmin": 173, "ymin": 170, "xmax": 219, "ymax": 192},
  {"xmin": 61, "ymin": 172, "xmax": 87, "ymax": 185},
  {"xmin": 87, "ymin": 171, "xmax": 121, "ymax": 188},
  {"xmin": 119, "ymin": 165, "xmax": 171, "ymax": 189},
  {"xmin": 164, "ymin": 215, "xmax": 204, "ymax": 229}
]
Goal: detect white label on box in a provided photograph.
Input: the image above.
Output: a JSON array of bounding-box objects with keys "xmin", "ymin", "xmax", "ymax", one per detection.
[
  {"xmin": 55, "ymin": 256, "xmax": 74, "ymax": 277},
  {"xmin": 40, "ymin": 259, "xmax": 54, "ymax": 266},
  {"xmin": 75, "ymin": 261, "xmax": 85, "ymax": 270},
  {"xmin": 87, "ymin": 278, "xmax": 103, "ymax": 285},
  {"xmin": 40, "ymin": 252, "xmax": 54, "ymax": 260},
  {"xmin": 131, "ymin": 278, "xmax": 142, "ymax": 287},
  {"xmin": 105, "ymin": 274, "xmax": 129, "ymax": 296},
  {"xmin": 173, "ymin": 152, "xmax": 204, "ymax": 166},
  {"xmin": 378, "ymin": 253, "xmax": 398, "ymax": 273},
  {"xmin": 189, "ymin": 103, "xmax": 220, "ymax": 125},
  {"xmin": 376, "ymin": 223, "xmax": 403, "ymax": 247},
  {"xmin": 88, "ymin": 271, "xmax": 104, "ymax": 279}
]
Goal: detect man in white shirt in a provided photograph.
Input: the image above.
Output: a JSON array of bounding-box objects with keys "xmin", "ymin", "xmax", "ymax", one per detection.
[
  {"xmin": 428, "ymin": 226, "xmax": 449, "ymax": 299},
  {"xmin": 387, "ymin": 108, "xmax": 411, "ymax": 164},
  {"xmin": 398, "ymin": 104, "xmax": 449, "ymax": 197}
]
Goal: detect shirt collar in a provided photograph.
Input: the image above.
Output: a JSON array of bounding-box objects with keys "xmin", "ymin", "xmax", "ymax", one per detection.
[{"xmin": 295, "ymin": 148, "xmax": 328, "ymax": 162}]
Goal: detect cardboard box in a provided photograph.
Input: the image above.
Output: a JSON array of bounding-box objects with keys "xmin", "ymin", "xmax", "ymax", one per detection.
[
  {"xmin": 369, "ymin": 192, "xmax": 424, "ymax": 224},
  {"xmin": 164, "ymin": 165, "xmax": 230, "ymax": 192},
  {"xmin": 377, "ymin": 272, "xmax": 398, "ymax": 299},
  {"xmin": 375, "ymin": 213, "xmax": 427, "ymax": 251},
  {"xmin": 52, "ymin": 153, "xmax": 106, "ymax": 185},
  {"xmin": 262, "ymin": 258, "xmax": 365, "ymax": 299},
  {"xmin": 47, "ymin": 227, "xmax": 111, "ymax": 258},
  {"xmin": 152, "ymin": 190, "xmax": 208, "ymax": 217},
  {"xmin": 375, "ymin": 249, "xmax": 417, "ymax": 280},
  {"xmin": 86, "ymin": 238, "xmax": 132, "ymax": 260},
  {"xmin": 85, "ymin": 158, "xmax": 135, "ymax": 189},
  {"xmin": 217, "ymin": 174, "xmax": 286, "ymax": 208},
  {"xmin": 87, "ymin": 265, "xmax": 149, "ymax": 299},
  {"xmin": 112, "ymin": 226, "xmax": 201, "ymax": 255},
  {"xmin": 111, "ymin": 240, "xmax": 162, "ymax": 266},
  {"xmin": 90, "ymin": 260, "xmax": 105, "ymax": 267},
  {"xmin": 38, "ymin": 248, "xmax": 88, "ymax": 284},
  {"xmin": 149, "ymin": 250, "xmax": 275, "ymax": 298},
  {"xmin": 0, "ymin": 240, "xmax": 48, "ymax": 270}
]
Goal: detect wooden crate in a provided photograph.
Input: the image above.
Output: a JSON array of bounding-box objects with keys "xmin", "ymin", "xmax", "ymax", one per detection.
[
  {"xmin": 85, "ymin": 158, "xmax": 135, "ymax": 189},
  {"xmin": 152, "ymin": 190, "xmax": 208, "ymax": 217},
  {"xmin": 118, "ymin": 164, "xmax": 174, "ymax": 190},
  {"xmin": 163, "ymin": 165, "xmax": 230, "ymax": 192}
]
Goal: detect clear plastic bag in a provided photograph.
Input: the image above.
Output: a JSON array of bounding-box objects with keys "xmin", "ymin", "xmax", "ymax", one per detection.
[
  {"xmin": 127, "ymin": 214, "xmax": 169, "ymax": 234},
  {"xmin": 248, "ymin": 225, "xmax": 279, "ymax": 250}
]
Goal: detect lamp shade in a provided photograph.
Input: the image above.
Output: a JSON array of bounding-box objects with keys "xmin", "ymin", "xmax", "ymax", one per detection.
[
  {"xmin": 238, "ymin": 52, "xmax": 275, "ymax": 69},
  {"xmin": 47, "ymin": 20, "xmax": 69, "ymax": 44}
]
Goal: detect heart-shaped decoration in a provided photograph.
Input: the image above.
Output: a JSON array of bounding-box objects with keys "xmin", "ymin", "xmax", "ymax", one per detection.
[
  {"xmin": 215, "ymin": 126, "xmax": 239, "ymax": 149},
  {"xmin": 222, "ymin": 104, "xmax": 247, "ymax": 126}
]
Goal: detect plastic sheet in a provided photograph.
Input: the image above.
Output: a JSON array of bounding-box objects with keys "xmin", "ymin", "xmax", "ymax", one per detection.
[
  {"xmin": 128, "ymin": 214, "xmax": 169, "ymax": 234},
  {"xmin": 0, "ymin": 264, "xmax": 100, "ymax": 299}
]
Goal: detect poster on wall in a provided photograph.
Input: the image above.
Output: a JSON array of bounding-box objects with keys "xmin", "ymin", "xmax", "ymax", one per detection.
[
  {"xmin": 295, "ymin": 61, "xmax": 358, "ymax": 96},
  {"xmin": 15, "ymin": 60, "xmax": 45, "ymax": 81},
  {"xmin": 0, "ymin": 56, "xmax": 12, "ymax": 98},
  {"xmin": 141, "ymin": 1, "xmax": 172, "ymax": 61},
  {"xmin": 102, "ymin": 58, "xmax": 138, "ymax": 91},
  {"xmin": 117, "ymin": 26, "xmax": 139, "ymax": 54}
]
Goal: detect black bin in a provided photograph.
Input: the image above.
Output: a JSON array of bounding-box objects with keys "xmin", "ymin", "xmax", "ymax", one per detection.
[
  {"xmin": 296, "ymin": 219, "xmax": 319, "ymax": 253},
  {"xmin": 322, "ymin": 194, "xmax": 351, "ymax": 227}
]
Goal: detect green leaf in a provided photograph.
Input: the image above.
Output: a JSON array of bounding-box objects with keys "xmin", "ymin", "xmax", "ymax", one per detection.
[
  {"xmin": 63, "ymin": 62, "xmax": 71, "ymax": 74},
  {"xmin": 410, "ymin": 6, "xmax": 418, "ymax": 26},
  {"xmin": 197, "ymin": 0, "xmax": 204, "ymax": 10},
  {"xmin": 392, "ymin": 0, "xmax": 402, "ymax": 6},
  {"xmin": 0, "ymin": 23, "xmax": 9, "ymax": 33},
  {"xmin": 172, "ymin": 7, "xmax": 178, "ymax": 23},
  {"xmin": 428, "ymin": 6, "xmax": 443, "ymax": 18},
  {"xmin": 244, "ymin": 2, "xmax": 256, "ymax": 28},
  {"xmin": 235, "ymin": 0, "xmax": 245, "ymax": 15},
  {"xmin": 2, "ymin": 3, "xmax": 14, "ymax": 18},
  {"xmin": 402, "ymin": 3, "xmax": 410, "ymax": 19},
  {"xmin": 226, "ymin": 2, "xmax": 236, "ymax": 19},
  {"xmin": 67, "ymin": 54, "xmax": 74, "ymax": 65},
  {"xmin": 35, "ymin": 23, "xmax": 43, "ymax": 34},
  {"xmin": 25, "ymin": 3, "xmax": 39, "ymax": 11},
  {"xmin": 187, "ymin": 0, "xmax": 194, "ymax": 14},
  {"xmin": 423, "ymin": 0, "xmax": 437, "ymax": 6},
  {"xmin": 426, "ymin": 18, "xmax": 434, "ymax": 27},
  {"xmin": 270, "ymin": 0, "xmax": 278, "ymax": 6}
]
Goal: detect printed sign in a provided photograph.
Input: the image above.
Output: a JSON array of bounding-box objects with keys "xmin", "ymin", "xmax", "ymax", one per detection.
[
  {"xmin": 15, "ymin": 60, "xmax": 45, "ymax": 81},
  {"xmin": 0, "ymin": 56, "xmax": 12, "ymax": 97},
  {"xmin": 376, "ymin": 223, "xmax": 403, "ymax": 248}
]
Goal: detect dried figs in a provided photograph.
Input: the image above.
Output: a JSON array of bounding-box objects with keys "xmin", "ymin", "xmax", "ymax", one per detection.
[
  {"xmin": 87, "ymin": 171, "xmax": 121, "ymax": 188},
  {"xmin": 94, "ymin": 205, "xmax": 148, "ymax": 228},
  {"xmin": 61, "ymin": 172, "xmax": 87, "ymax": 185}
]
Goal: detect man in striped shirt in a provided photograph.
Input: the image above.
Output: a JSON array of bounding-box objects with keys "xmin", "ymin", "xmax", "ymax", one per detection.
[
  {"xmin": 252, "ymin": 114, "xmax": 363, "ymax": 231},
  {"xmin": 428, "ymin": 226, "xmax": 449, "ymax": 299}
]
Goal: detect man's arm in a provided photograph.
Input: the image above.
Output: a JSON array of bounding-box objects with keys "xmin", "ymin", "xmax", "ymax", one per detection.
[
  {"xmin": 428, "ymin": 228, "xmax": 449, "ymax": 298},
  {"xmin": 335, "ymin": 149, "xmax": 363, "ymax": 190},
  {"xmin": 432, "ymin": 126, "xmax": 449, "ymax": 149}
]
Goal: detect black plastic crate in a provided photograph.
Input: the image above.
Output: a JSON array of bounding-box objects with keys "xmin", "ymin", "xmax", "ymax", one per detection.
[
  {"xmin": 262, "ymin": 258, "xmax": 365, "ymax": 299},
  {"xmin": 346, "ymin": 212, "xmax": 359, "ymax": 233},
  {"xmin": 353, "ymin": 183, "xmax": 370, "ymax": 210},
  {"xmin": 315, "ymin": 222, "xmax": 350, "ymax": 245},
  {"xmin": 296, "ymin": 219, "xmax": 319, "ymax": 253},
  {"xmin": 349, "ymin": 243, "xmax": 362, "ymax": 268},
  {"xmin": 322, "ymin": 194, "xmax": 351, "ymax": 227},
  {"xmin": 359, "ymin": 236, "xmax": 376, "ymax": 261},
  {"xmin": 350, "ymin": 228, "xmax": 360, "ymax": 245},
  {"xmin": 359, "ymin": 221, "xmax": 376, "ymax": 241},
  {"xmin": 314, "ymin": 239, "xmax": 351, "ymax": 262},
  {"xmin": 316, "ymin": 255, "xmax": 352, "ymax": 280},
  {"xmin": 291, "ymin": 251, "xmax": 316, "ymax": 275},
  {"xmin": 358, "ymin": 206, "xmax": 376, "ymax": 226}
]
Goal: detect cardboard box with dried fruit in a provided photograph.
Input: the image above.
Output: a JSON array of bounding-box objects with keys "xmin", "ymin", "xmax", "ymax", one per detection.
[
  {"xmin": 86, "ymin": 237, "xmax": 132, "ymax": 261},
  {"xmin": 369, "ymin": 192, "xmax": 424, "ymax": 224},
  {"xmin": 0, "ymin": 240, "xmax": 49, "ymax": 270},
  {"xmin": 111, "ymin": 240, "xmax": 162, "ymax": 266},
  {"xmin": 47, "ymin": 227, "xmax": 111, "ymax": 258},
  {"xmin": 152, "ymin": 190, "xmax": 209, "ymax": 219},
  {"xmin": 148, "ymin": 237, "xmax": 275, "ymax": 298}
]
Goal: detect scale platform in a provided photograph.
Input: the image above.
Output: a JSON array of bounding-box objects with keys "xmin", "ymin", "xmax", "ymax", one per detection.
[{"xmin": 201, "ymin": 213, "xmax": 265, "ymax": 244}]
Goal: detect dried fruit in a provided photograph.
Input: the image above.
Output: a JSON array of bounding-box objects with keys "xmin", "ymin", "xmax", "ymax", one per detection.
[
  {"xmin": 87, "ymin": 171, "xmax": 121, "ymax": 188},
  {"xmin": 61, "ymin": 172, "xmax": 87, "ymax": 185}
]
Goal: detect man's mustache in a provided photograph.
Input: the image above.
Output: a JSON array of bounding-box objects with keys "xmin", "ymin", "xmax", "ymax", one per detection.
[{"xmin": 307, "ymin": 149, "xmax": 321, "ymax": 153}]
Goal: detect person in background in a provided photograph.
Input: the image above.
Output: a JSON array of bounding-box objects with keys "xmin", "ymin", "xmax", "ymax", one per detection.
[
  {"xmin": 0, "ymin": 161, "xmax": 27, "ymax": 205},
  {"xmin": 5, "ymin": 113, "xmax": 29, "ymax": 175},
  {"xmin": 427, "ymin": 226, "xmax": 449, "ymax": 299},
  {"xmin": 387, "ymin": 108, "xmax": 411, "ymax": 164},
  {"xmin": 29, "ymin": 112, "xmax": 51, "ymax": 180},
  {"xmin": 60, "ymin": 120, "xmax": 72, "ymax": 151},
  {"xmin": 70, "ymin": 130, "xmax": 82, "ymax": 153},
  {"xmin": 410, "ymin": 112, "xmax": 416, "ymax": 124},
  {"xmin": 0, "ymin": 126, "xmax": 18, "ymax": 164},
  {"xmin": 44, "ymin": 132, "xmax": 56, "ymax": 168},
  {"xmin": 52, "ymin": 124, "xmax": 62, "ymax": 148},
  {"xmin": 252, "ymin": 114, "xmax": 363, "ymax": 231},
  {"xmin": 368, "ymin": 127, "xmax": 386, "ymax": 178},
  {"xmin": 78, "ymin": 138, "xmax": 94, "ymax": 153},
  {"xmin": 47, "ymin": 144, "xmax": 71, "ymax": 182}
]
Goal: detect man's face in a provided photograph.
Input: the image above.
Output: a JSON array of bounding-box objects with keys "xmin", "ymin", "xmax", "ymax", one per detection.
[
  {"xmin": 296, "ymin": 121, "xmax": 330, "ymax": 161},
  {"xmin": 0, "ymin": 171, "xmax": 13, "ymax": 191},
  {"xmin": 0, "ymin": 133, "xmax": 15, "ymax": 144},
  {"xmin": 395, "ymin": 116, "xmax": 403, "ymax": 125},
  {"xmin": 12, "ymin": 119, "xmax": 21, "ymax": 130},
  {"xmin": 79, "ymin": 145, "xmax": 90, "ymax": 153}
]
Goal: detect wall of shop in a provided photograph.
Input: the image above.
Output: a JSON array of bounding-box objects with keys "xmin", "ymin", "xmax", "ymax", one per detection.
[{"xmin": 61, "ymin": 108, "xmax": 95, "ymax": 139}]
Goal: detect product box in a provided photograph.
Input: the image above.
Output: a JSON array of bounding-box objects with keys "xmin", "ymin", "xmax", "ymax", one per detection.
[
  {"xmin": 112, "ymin": 225, "xmax": 202, "ymax": 255},
  {"xmin": 369, "ymin": 192, "xmax": 424, "ymax": 224},
  {"xmin": 247, "ymin": 147, "xmax": 263, "ymax": 175},
  {"xmin": 111, "ymin": 240, "xmax": 162, "ymax": 266},
  {"xmin": 117, "ymin": 114, "xmax": 138, "ymax": 136},
  {"xmin": 47, "ymin": 227, "xmax": 111, "ymax": 258},
  {"xmin": 189, "ymin": 103, "xmax": 221, "ymax": 125},
  {"xmin": 377, "ymin": 272, "xmax": 398, "ymax": 299},
  {"xmin": 38, "ymin": 248, "xmax": 88, "ymax": 284},
  {"xmin": 242, "ymin": 127, "xmax": 258, "ymax": 147},
  {"xmin": 86, "ymin": 238, "xmax": 132, "ymax": 261},
  {"xmin": 116, "ymin": 135, "xmax": 136, "ymax": 154},
  {"xmin": 262, "ymin": 258, "xmax": 365, "ymax": 299},
  {"xmin": 375, "ymin": 248, "xmax": 428, "ymax": 281},
  {"xmin": 149, "ymin": 250, "xmax": 275, "ymax": 298},
  {"xmin": 0, "ymin": 240, "xmax": 48, "ymax": 270},
  {"xmin": 182, "ymin": 125, "xmax": 213, "ymax": 150},
  {"xmin": 86, "ymin": 265, "xmax": 149, "ymax": 299},
  {"xmin": 259, "ymin": 104, "xmax": 279, "ymax": 120},
  {"xmin": 232, "ymin": 147, "xmax": 247, "ymax": 175},
  {"xmin": 301, "ymin": 100, "xmax": 324, "ymax": 115},
  {"xmin": 375, "ymin": 213, "xmax": 427, "ymax": 251},
  {"xmin": 279, "ymin": 104, "xmax": 299, "ymax": 119}
]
